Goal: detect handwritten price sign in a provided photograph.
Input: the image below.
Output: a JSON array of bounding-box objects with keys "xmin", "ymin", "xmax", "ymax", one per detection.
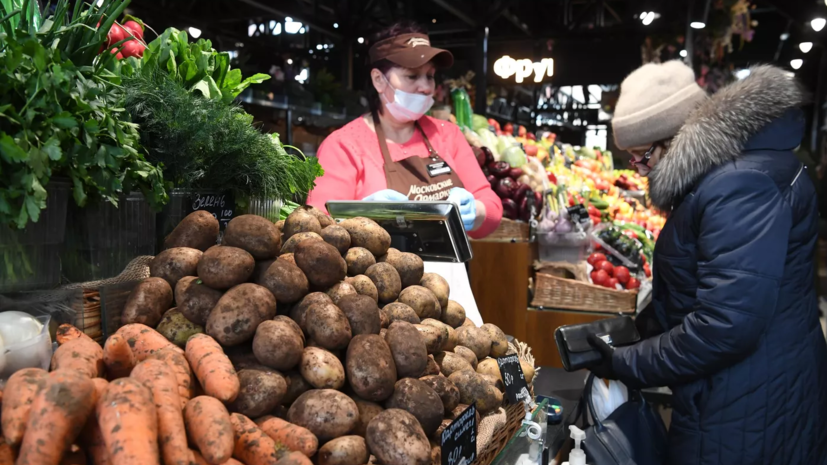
[
  {"xmin": 185, "ymin": 192, "xmax": 235, "ymax": 231},
  {"xmin": 497, "ymin": 354, "xmax": 530, "ymax": 405},
  {"xmin": 441, "ymin": 403, "xmax": 476, "ymax": 465}
]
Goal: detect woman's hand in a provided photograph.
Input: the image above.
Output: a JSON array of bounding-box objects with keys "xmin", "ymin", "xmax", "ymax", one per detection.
[
  {"xmin": 587, "ymin": 334, "xmax": 618, "ymax": 380},
  {"xmin": 447, "ymin": 188, "xmax": 477, "ymax": 231},
  {"xmin": 362, "ymin": 189, "xmax": 408, "ymax": 201}
]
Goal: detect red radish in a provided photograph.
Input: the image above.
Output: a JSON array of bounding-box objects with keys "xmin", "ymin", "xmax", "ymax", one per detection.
[
  {"xmin": 614, "ymin": 266, "xmax": 631, "ymax": 285},
  {"xmin": 595, "ymin": 260, "xmax": 614, "ymax": 276},
  {"xmin": 107, "ymin": 24, "xmax": 126, "ymax": 46},
  {"xmin": 108, "ymin": 48, "xmax": 124, "ymax": 60},
  {"xmin": 606, "ymin": 278, "xmax": 619, "ymax": 289},
  {"xmin": 122, "ymin": 40, "xmax": 146, "ymax": 58},
  {"xmin": 591, "ymin": 270, "xmax": 610, "ymax": 286},
  {"xmin": 123, "ymin": 20, "xmax": 144, "ymax": 40},
  {"xmin": 587, "ymin": 253, "xmax": 606, "ymax": 266},
  {"xmin": 626, "ymin": 277, "xmax": 641, "ymax": 290}
]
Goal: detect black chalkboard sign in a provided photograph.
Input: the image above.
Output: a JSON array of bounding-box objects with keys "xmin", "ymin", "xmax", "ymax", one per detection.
[
  {"xmin": 441, "ymin": 403, "xmax": 476, "ymax": 465},
  {"xmin": 497, "ymin": 354, "xmax": 531, "ymax": 405},
  {"xmin": 184, "ymin": 192, "xmax": 235, "ymax": 230}
]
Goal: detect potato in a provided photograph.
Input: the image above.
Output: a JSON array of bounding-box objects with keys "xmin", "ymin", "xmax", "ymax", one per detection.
[
  {"xmin": 150, "ymin": 247, "xmax": 203, "ymax": 288},
  {"xmin": 419, "ymin": 375, "xmax": 459, "ymax": 414},
  {"xmin": 378, "ymin": 306, "xmax": 391, "ymax": 329},
  {"xmin": 284, "ymin": 207, "xmax": 322, "ymax": 240},
  {"xmin": 287, "ymin": 389, "xmax": 359, "ymax": 441},
  {"xmin": 365, "ymin": 263, "xmax": 401, "ymax": 304},
  {"xmin": 273, "ymin": 315, "xmax": 304, "ymax": 343},
  {"xmin": 419, "ymin": 273, "xmax": 449, "ymax": 313},
  {"xmin": 252, "ymin": 259, "xmax": 275, "ymax": 283},
  {"xmin": 279, "ymin": 253, "xmax": 297, "ymax": 266},
  {"xmin": 430, "ymin": 442, "xmax": 441, "ymax": 465},
  {"xmin": 480, "ymin": 373, "xmax": 505, "ymax": 393},
  {"xmin": 327, "ymin": 282, "xmax": 357, "ymax": 305},
  {"xmin": 231, "ymin": 368, "xmax": 288, "ymax": 417},
  {"xmin": 414, "ymin": 324, "xmax": 446, "ymax": 354},
  {"xmin": 275, "ymin": 219, "xmax": 285, "ymax": 232},
  {"xmin": 398, "ymin": 286, "xmax": 440, "ymax": 320},
  {"xmin": 337, "ymin": 294, "xmax": 381, "ymax": 336},
  {"xmin": 258, "ymin": 259, "xmax": 309, "ymax": 304},
  {"xmin": 318, "ymin": 435, "xmax": 369, "ymax": 465},
  {"xmin": 443, "ymin": 325, "xmax": 457, "ymax": 351},
  {"xmin": 384, "ymin": 378, "xmax": 443, "ymax": 437},
  {"xmin": 421, "ymin": 319, "xmax": 449, "ymax": 341},
  {"xmin": 305, "ymin": 205, "xmax": 336, "ymax": 228},
  {"xmin": 291, "ymin": 292, "xmax": 333, "ymax": 333},
  {"xmin": 345, "ymin": 275, "xmax": 379, "ymax": 303},
  {"xmin": 345, "ymin": 248, "xmax": 376, "ymax": 277},
  {"xmin": 164, "ymin": 210, "xmax": 219, "ymax": 251},
  {"xmin": 366, "ymin": 409, "xmax": 431, "ymax": 465},
  {"xmin": 476, "ymin": 358, "xmax": 501, "ymax": 379},
  {"xmin": 340, "ymin": 217, "xmax": 391, "ymax": 257},
  {"xmin": 384, "ymin": 322, "xmax": 428, "ymax": 379},
  {"xmin": 521, "ymin": 360, "xmax": 536, "ymax": 384},
  {"xmin": 346, "ymin": 335, "xmax": 397, "ymax": 402},
  {"xmin": 223, "ymin": 214, "xmax": 281, "ymax": 259},
  {"xmin": 351, "ymin": 398, "xmax": 384, "ymax": 437},
  {"xmin": 282, "ymin": 371, "xmax": 311, "ymax": 405},
  {"xmin": 173, "ymin": 276, "xmax": 220, "ymax": 326},
  {"xmin": 280, "ymin": 231, "xmax": 323, "ymax": 255},
  {"xmin": 122, "ymin": 277, "xmax": 173, "ymax": 327},
  {"xmin": 378, "ymin": 248, "xmax": 400, "ymax": 263},
  {"xmin": 448, "ymin": 370, "xmax": 502, "ymax": 415},
  {"xmin": 433, "ymin": 352, "xmax": 473, "ymax": 377},
  {"xmin": 423, "ymin": 355, "xmax": 440, "ymax": 376},
  {"xmin": 295, "ymin": 240, "xmax": 347, "ymax": 290},
  {"xmin": 479, "ymin": 323, "xmax": 508, "ymax": 357},
  {"xmin": 453, "ymin": 346, "xmax": 478, "ymax": 370},
  {"xmin": 156, "ymin": 308, "xmax": 203, "ymax": 347},
  {"xmin": 300, "ymin": 346, "xmax": 346, "ymax": 389},
  {"xmin": 441, "ymin": 300, "xmax": 466, "ymax": 329},
  {"xmin": 197, "ymin": 246, "xmax": 255, "ymax": 290},
  {"xmin": 305, "ymin": 302, "xmax": 352, "ymax": 350},
  {"xmin": 456, "ymin": 326, "xmax": 493, "ymax": 360},
  {"xmin": 384, "ymin": 302, "xmax": 420, "ymax": 325},
  {"xmin": 253, "ymin": 319, "xmax": 304, "ymax": 371},
  {"xmin": 383, "ymin": 252, "xmax": 424, "ymax": 289},
  {"xmin": 433, "ymin": 419, "xmax": 452, "ymax": 443},
  {"xmin": 224, "ymin": 343, "xmax": 259, "ymax": 371},
  {"xmin": 321, "ymin": 225, "xmax": 351, "ymax": 255},
  {"xmin": 206, "ymin": 283, "xmax": 274, "ymax": 346},
  {"xmin": 461, "ymin": 317, "xmax": 476, "ymax": 328}
]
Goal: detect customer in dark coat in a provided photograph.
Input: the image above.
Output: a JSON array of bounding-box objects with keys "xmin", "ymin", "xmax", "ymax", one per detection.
[{"xmin": 602, "ymin": 63, "xmax": 827, "ymax": 465}]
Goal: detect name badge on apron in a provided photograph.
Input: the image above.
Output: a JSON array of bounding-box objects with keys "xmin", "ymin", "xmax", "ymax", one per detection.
[{"xmin": 427, "ymin": 161, "xmax": 452, "ymax": 177}]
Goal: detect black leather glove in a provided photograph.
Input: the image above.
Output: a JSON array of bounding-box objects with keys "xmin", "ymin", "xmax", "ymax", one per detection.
[{"xmin": 587, "ymin": 333, "xmax": 618, "ymax": 380}]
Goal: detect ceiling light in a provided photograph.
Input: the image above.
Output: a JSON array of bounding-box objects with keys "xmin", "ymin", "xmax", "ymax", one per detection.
[
  {"xmin": 735, "ymin": 69, "xmax": 751, "ymax": 80},
  {"xmin": 639, "ymin": 12, "xmax": 646, "ymax": 20},
  {"xmin": 780, "ymin": 32, "xmax": 790, "ymax": 41},
  {"xmin": 690, "ymin": 21, "xmax": 706, "ymax": 29},
  {"xmin": 790, "ymin": 59, "xmax": 803, "ymax": 70},
  {"xmin": 287, "ymin": 58, "xmax": 293, "ymax": 65},
  {"xmin": 812, "ymin": 18, "xmax": 826, "ymax": 32},
  {"xmin": 247, "ymin": 24, "xmax": 256, "ymax": 37},
  {"xmin": 316, "ymin": 44, "xmax": 323, "ymax": 50},
  {"xmin": 285, "ymin": 19, "xmax": 303, "ymax": 34},
  {"xmin": 273, "ymin": 23, "xmax": 282, "ymax": 35},
  {"xmin": 299, "ymin": 27, "xmax": 305, "ymax": 34},
  {"xmin": 357, "ymin": 37, "xmax": 364, "ymax": 44},
  {"xmin": 680, "ymin": 49, "xmax": 688, "ymax": 57},
  {"xmin": 323, "ymin": 44, "xmax": 328, "ymax": 49},
  {"xmin": 333, "ymin": 22, "xmax": 339, "ymax": 28},
  {"xmin": 188, "ymin": 27, "xmax": 202, "ymax": 38},
  {"xmin": 800, "ymin": 42, "xmax": 813, "ymax": 53},
  {"xmin": 432, "ymin": 18, "xmax": 437, "ymax": 23},
  {"xmin": 642, "ymin": 12, "xmax": 655, "ymax": 26}
]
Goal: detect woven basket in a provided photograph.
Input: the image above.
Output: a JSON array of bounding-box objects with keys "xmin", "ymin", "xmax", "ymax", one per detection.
[
  {"xmin": 476, "ymin": 401, "xmax": 528, "ymax": 465},
  {"xmin": 485, "ymin": 218, "xmax": 530, "ymax": 242},
  {"xmin": 531, "ymin": 272, "xmax": 637, "ymax": 313}
]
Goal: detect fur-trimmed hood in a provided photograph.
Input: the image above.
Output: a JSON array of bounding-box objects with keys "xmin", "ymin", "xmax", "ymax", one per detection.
[{"xmin": 648, "ymin": 65, "xmax": 805, "ymax": 211}]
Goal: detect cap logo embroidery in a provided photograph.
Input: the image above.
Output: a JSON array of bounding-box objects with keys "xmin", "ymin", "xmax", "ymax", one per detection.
[{"xmin": 406, "ymin": 37, "xmax": 430, "ymax": 47}]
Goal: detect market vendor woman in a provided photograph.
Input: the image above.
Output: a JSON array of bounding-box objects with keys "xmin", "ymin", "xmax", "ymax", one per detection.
[{"xmin": 307, "ymin": 22, "xmax": 503, "ymax": 324}]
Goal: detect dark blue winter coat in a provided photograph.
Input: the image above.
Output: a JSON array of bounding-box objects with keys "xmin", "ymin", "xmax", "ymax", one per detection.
[{"xmin": 611, "ymin": 66, "xmax": 827, "ymax": 465}]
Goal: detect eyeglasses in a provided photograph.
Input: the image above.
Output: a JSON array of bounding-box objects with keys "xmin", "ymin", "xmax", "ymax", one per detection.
[{"xmin": 630, "ymin": 142, "xmax": 658, "ymax": 168}]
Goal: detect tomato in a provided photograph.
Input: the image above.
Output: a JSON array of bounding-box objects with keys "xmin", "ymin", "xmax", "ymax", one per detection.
[
  {"xmin": 122, "ymin": 40, "xmax": 146, "ymax": 58},
  {"xmin": 591, "ymin": 216, "xmax": 601, "ymax": 226},
  {"xmin": 626, "ymin": 277, "xmax": 641, "ymax": 290},
  {"xmin": 587, "ymin": 253, "xmax": 606, "ymax": 266},
  {"xmin": 643, "ymin": 263, "xmax": 651, "ymax": 278},
  {"xmin": 591, "ymin": 270, "xmax": 610, "ymax": 286},
  {"xmin": 107, "ymin": 24, "xmax": 126, "ymax": 46},
  {"xmin": 614, "ymin": 266, "xmax": 631, "ymax": 285},
  {"xmin": 595, "ymin": 260, "xmax": 614, "ymax": 276},
  {"xmin": 606, "ymin": 278, "xmax": 619, "ymax": 289},
  {"xmin": 623, "ymin": 229, "xmax": 638, "ymax": 240},
  {"xmin": 123, "ymin": 20, "xmax": 144, "ymax": 40}
]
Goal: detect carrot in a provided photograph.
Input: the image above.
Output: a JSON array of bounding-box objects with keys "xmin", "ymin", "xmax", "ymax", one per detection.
[
  {"xmin": 16, "ymin": 370, "xmax": 96, "ymax": 465},
  {"xmin": 184, "ymin": 396, "xmax": 234, "ymax": 465},
  {"xmin": 229, "ymin": 413, "xmax": 287, "ymax": 465},
  {"xmin": 117, "ymin": 323, "xmax": 182, "ymax": 362},
  {"xmin": 0, "ymin": 441, "xmax": 16, "ymax": 465},
  {"xmin": 56, "ymin": 324, "xmax": 91, "ymax": 345},
  {"xmin": 80, "ymin": 378, "xmax": 111, "ymax": 465},
  {"xmin": 1, "ymin": 367, "xmax": 48, "ymax": 446},
  {"xmin": 103, "ymin": 333, "xmax": 136, "ymax": 379},
  {"xmin": 256, "ymin": 415, "xmax": 319, "ymax": 457},
  {"xmin": 58, "ymin": 446, "xmax": 86, "ymax": 465},
  {"xmin": 191, "ymin": 450, "xmax": 244, "ymax": 465},
  {"xmin": 147, "ymin": 347, "xmax": 195, "ymax": 408},
  {"xmin": 96, "ymin": 378, "xmax": 160, "ymax": 465},
  {"xmin": 185, "ymin": 334, "xmax": 239, "ymax": 402},
  {"xmin": 131, "ymin": 360, "xmax": 191, "ymax": 465},
  {"xmin": 50, "ymin": 337, "xmax": 104, "ymax": 378},
  {"xmin": 275, "ymin": 451, "xmax": 314, "ymax": 465}
]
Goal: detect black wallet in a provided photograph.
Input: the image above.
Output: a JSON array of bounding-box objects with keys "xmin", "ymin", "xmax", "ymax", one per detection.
[{"xmin": 554, "ymin": 316, "xmax": 640, "ymax": 372}]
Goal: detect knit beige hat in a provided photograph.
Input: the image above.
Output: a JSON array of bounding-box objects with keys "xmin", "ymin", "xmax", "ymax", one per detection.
[{"xmin": 612, "ymin": 60, "xmax": 708, "ymax": 150}]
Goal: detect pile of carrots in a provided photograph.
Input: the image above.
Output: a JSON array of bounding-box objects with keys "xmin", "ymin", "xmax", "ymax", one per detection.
[{"xmin": 0, "ymin": 324, "xmax": 317, "ymax": 465}]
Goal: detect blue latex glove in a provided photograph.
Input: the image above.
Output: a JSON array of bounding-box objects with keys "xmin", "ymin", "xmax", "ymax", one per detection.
[
  {"xmin": 362, "ymin": 189, "xmax": 408, "ymax": 202},
  {"xmin": 447, "ymin": 188, "xmax": 477, "ymax": 231}
]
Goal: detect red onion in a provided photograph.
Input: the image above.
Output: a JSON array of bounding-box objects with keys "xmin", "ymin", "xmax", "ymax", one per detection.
[
  {"xmin": 488, "ymin": 161, "xmax": 511, "ymax": 178},
  {"xmin": 509, "ymin": 167, "xmax": 524, "ymax": 180},
  {"xmin": 495, "ymin": 178, "xmax": 515, "ymax": 199},
  {"xmin": 502, "ymin": 198, "xmax": 518, "ymax": 220}
]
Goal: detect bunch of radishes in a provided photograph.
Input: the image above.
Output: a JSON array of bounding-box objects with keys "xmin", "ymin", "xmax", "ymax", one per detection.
[
  {"xmin": 99, "ymin": 19, "xmax": 146, "ymax": 59},
  {"xmin": 587, "ymin": 252, "xmax": 641, "ymax": 291}
]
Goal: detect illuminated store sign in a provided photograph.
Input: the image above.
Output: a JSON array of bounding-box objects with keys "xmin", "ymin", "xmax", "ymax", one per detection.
[{"xmin": 493, "ymin": 56, "xmax": 554, "ymax": 83}]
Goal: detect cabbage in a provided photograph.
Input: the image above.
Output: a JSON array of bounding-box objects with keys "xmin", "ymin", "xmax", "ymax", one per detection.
[
  {"xmin": 497, "ymin": 136, "xmax": 516, "ymax": 156},
  {"xmin": 502, "ymin": 145, "xmax": 527, "ymax": 167},
  {"xmin": 476, "ymin": 128, "xmax": 500, "ymax": 153},
  {"xmin": 472, "ymin": 114, "xmax": 490, "ymax": 131}
]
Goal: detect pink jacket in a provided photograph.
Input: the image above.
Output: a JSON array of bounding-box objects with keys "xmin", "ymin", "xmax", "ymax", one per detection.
[{"xmin": 306, "ymin": 116, "xmax": 503, "ymax": 239}]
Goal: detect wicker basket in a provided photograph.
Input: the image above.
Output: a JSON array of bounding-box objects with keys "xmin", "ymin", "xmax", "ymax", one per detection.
[
  {"xmin": 531, "ymin": 272, "xmax": 637, "ymax": 313},
  {"xmin": 485, "ymin": 218, "xmax": 530, "ymax": 242},
  {"xmin": 476, "ymin": 401, "xmax": 528, "ymax": 465}
]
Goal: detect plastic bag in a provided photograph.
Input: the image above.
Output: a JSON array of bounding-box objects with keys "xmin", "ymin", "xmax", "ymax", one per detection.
[{"xmin": 589, "ymin": 377, "xmax": 629, "ymax": 422}]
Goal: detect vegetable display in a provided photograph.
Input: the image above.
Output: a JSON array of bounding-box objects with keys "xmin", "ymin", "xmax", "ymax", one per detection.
[{"xmin": 0, "ymin": 209, "xmax": 530, "ymax": 465}]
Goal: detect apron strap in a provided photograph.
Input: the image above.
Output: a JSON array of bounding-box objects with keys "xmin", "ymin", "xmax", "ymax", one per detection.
[
  {"xmin": 372, "ymin": 111, "xmax": 398, "ymax": 174},
  {"xmin": 415, "ymin": 121, "xmax": 439, "ymax": 159}
]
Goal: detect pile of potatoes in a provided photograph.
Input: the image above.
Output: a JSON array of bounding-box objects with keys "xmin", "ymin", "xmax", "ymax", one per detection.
[{"xmin": 121, "ymin": 207, "xmax": 535, "ymax": 465}]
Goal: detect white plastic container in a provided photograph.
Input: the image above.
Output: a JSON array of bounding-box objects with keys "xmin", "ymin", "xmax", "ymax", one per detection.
[{"xmin": 0, "ymin": 313, "xmax": 52, "ymax": 382}]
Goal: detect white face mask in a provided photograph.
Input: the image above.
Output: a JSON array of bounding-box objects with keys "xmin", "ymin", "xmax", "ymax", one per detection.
[{"xmin": 380, "ymin": 74, "xmax": 434, "ymax": 122}]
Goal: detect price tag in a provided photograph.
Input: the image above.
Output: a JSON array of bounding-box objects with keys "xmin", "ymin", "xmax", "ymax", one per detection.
[
  {"xmin": 441, "ymin": 403, "xmax": 476, "ymax": 465},
  {"xmin": 185, "ymin": 192, "xmax": 235, "ymax": 231},
  {"xmin": 497, "ymin": 354, "xmax": 531, "ymax": 405}
]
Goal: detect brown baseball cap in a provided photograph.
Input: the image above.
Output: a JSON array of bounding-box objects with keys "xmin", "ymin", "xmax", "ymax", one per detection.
[{"xmin": 369, "ymin": 33, "xmax": 454, "ymax": 69}]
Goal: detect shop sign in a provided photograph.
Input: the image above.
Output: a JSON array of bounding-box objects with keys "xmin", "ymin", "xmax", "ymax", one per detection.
[
  {"xmin": 497, "ymin": 354, "xmax": 531, "ymax": 404},
  {"xmin": 493, "ymin": 55, "xmax": 554, "ymax": 83},
  {"xmin": 185, "ymin": 192, "xmax": 235, "ymax": 230},
  {"xmin": 441, "ymin": 403, "xmax": 476, "ymax": 465}
]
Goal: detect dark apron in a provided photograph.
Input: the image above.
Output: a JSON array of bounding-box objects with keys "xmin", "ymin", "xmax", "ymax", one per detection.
[{"xmin": 373, "ymin": 112, "xmax": 464, "ymax": 200}]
